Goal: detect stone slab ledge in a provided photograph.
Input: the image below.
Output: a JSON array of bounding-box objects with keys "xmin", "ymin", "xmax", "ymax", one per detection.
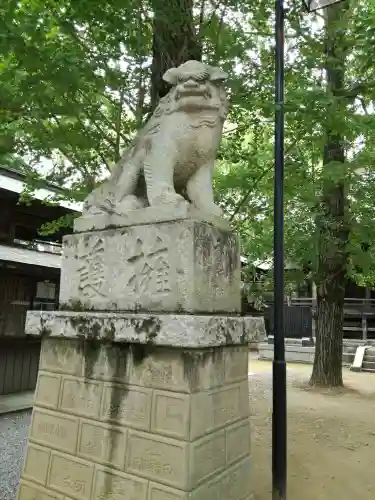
[
  {"xmin": 25, "ymin": 311, "xmax": 264, "ymax": 348},
  {"xmin": 74, "ymin": 204, "xmax": 231, "ymax": 233}
]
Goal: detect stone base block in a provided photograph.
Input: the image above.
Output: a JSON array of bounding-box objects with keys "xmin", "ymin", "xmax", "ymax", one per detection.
[
  {"xmin": 267, "ymin": 336, "xmax": 314, "ymax": 347},
  {"xmin": 17, "ymin": 338, "xmax": 252, "ymax": 500},
  {"xmin": 259, "ymin": 342, "xmax": 315, "ymax": 363},
  {"xmin": 59, "ymin": 220, "xmax": 240, "ymax": 314}
]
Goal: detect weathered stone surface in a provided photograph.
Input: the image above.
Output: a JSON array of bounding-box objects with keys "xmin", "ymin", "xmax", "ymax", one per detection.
[
  {"xmin": 189, "ymin": 430, "xmax": 226, "ymax": 486},
  {"xmin": 39, "ymin": 337, "xmax": 84, "ymax": 376},
  {"xmin": 81, "ymin": 61, "xmax": 229, "ymax": 221},
  {"xmin": 100, "ymin": 383, "xmax": 152, "ymax": 430},
  {"xmin": 190, "ymin": 456, "xmax": 252, "ymax": 500},
  {"xmin": 24, "ymin": 310, "xmax": 263, "ymax": 348},
  {"xmin": 35, "ymin": 372, "xmax": 61, "ymax": 409},
  {"xmin": 47, "ymin": 452, "xmax": 94, "ymax": 500},
  {"xmin": 28, "ymin": 337, "xmax": 250, "ymax": 391},
  {"xmin": 29, "ymin": 408, "xmax": 79, "ymax": 454},
  {"xmin": 125, "ymin": 430, "xmax": 189, "ymax": 489},
  {"xmin": 22, "ymin": 444, "xmax": 50, "ymax": 485},
  {"xmin": 226, "ymin": 418, "xmax": 252, "ymax": 465},
  {"xmin": 59, "ymin": 221, "xmax": 240, "ymax": 313},
  {"xmin": 17, "ymin": 339, "xmax": 253, "ymax": 500},
  {"xmin": 148, "ymin": 482, "xmax": 189, "ymax": 500},
  {"xmin": 243, "ymin": 315, "xmax": 267, "ymax": 343},
  {"xmin": 74, "ymin": 204, "xmax": 230, "ymax": 233},
  {"xmin": 59, "ymin": 378, "xmax": 103, "ymax": 419},
  {"xmin": 190, "ymin": 380, "xmax": 250, "ymax": 439},
  {"xmin": 78, "ymin": 420, "xmax": 127, "ymax": 470},
  {"xmin": 151, "ymin": 390, "xmax": 190, "ymax": 439},
  {"xmin": 92, "ymin": 467, "xmax": 148, "ymax": 500},
  {"xmin": 126, "ymin": 346, "xmax": 228, "ymax": 393},
  {"xmin": 18, "ymin": 481, "xmax": 63, "ymax": 500}
]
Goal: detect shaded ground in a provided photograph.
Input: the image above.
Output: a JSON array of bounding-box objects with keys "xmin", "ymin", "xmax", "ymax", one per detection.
[{"xmin": 249, "ymin": 357, "xmax": 375, "ymax": 500}]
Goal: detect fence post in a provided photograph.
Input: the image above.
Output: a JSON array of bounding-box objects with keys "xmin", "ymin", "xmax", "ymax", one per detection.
[{"xmin": 362, "ymin": 314, "xmax": 368, "ymax": 342}]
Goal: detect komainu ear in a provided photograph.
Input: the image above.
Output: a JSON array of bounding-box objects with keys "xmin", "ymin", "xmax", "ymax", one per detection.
[
  {"xmin": 209, "ymin": 66, "xmax": 228, "ymax": 82},
  {"xmin": 163, "ymin": 68, "xmax": 179, "ymax": 85}
]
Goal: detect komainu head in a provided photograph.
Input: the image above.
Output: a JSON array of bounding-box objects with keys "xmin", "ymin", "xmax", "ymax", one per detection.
[{"xmin": 156, "ymin": 60, "xmax": 229, "ymax": 120}]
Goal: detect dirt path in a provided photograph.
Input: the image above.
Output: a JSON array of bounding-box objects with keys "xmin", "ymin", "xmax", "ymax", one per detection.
[{"xmin": 249, "ymin": 358, "xmax": 375, "ymax": 500}]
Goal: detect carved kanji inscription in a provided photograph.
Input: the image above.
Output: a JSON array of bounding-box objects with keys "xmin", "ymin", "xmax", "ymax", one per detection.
[
  {"xmin": 127, "ymin": 235, "xmax": 171, "ymax": 297},
  {"xmin": 77, "ymin": 237, "xmax": 105, "ymax": 299}
]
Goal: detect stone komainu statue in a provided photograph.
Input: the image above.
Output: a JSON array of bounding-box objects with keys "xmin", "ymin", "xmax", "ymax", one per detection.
[{"xmin": 83, "ymin": 60, "xmax": 229, "ymax": 218}]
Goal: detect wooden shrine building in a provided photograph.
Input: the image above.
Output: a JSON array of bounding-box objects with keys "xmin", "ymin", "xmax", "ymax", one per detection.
[{"xmin": 0, "ymin": 166, "xmax": 80, "ymax": 395}]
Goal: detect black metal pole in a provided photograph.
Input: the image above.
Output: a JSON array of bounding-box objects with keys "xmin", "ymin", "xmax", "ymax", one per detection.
[{"xmin": 273, "ymin": 0, "xmax": 287, "ymax": 499}]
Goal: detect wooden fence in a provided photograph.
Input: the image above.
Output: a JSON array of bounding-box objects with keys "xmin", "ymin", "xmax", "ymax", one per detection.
[
  {"xmin": 265, "ymin": 305, "xmax": 313, "ymax": 339},
  {"xmin": 0, "ymin": 338, "xmax": 41, "ymax": 395}
]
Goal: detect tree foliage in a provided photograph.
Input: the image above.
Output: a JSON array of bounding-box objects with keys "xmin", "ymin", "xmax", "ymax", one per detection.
[{"xmin": 214, "ymin": 0, "xmax": 375, "ymax": 294}]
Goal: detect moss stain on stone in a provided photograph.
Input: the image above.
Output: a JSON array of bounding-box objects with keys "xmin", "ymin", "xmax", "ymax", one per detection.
[
  {"xmin": 69, "ymin": 316, "xmax": 102, "ymax": 379},
  {"xmin": 194, "ymin": 223, "xmax": 239, "ymax": 288},
  {"xmin": 105, "ymin": 342, "xmax": 129, "ymax": 495},
  {"xmin": 59, "ymin": 299, "xmax": 95, "ymax": 312},
  {"xmin": 132, "ymin": 317, "xmax": 161, "ymax": 343},
  {"xmin": 175, "ymin": 302, "xmax": 184, "ymax": 313},
  {"xmin": 104, "ymin": 321, "xmax": 116, "ymax": 342},
  {"xmin": 212, "ymin": 319, "xmax": 234, "ymax": 345},
  {"xmin": 64, "ymin": 321, "xmax": 131, "ymax": 499},
  {"xmin": 40, "ymin": 326, "xmax": 52, "ymax": 337},
  {"xmin": 130, "ymin": 343, "xmax": 155, "ymax": 365},
  {"xmin": 224, "ymin": 330, "xmax": 233, "ymax": 344},
  {"xmin": 182, "ymin": 347, "xmax": 225, "ymax": 391},
  {"xmin": 39, "ymin": 316, "xmax": 52, "ymax": 337}
]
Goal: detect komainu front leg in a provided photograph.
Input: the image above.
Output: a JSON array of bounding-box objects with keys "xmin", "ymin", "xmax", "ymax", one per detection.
[
  {"xmin": 144, "ymin": 145, "xmax": 186, "ymax": 207},
  {"xmin": 187, "ymin": 164, "xmax": 223, "ymax": 217}
]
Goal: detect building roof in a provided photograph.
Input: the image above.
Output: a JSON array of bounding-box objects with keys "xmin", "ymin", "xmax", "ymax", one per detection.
[
  {"xmin": 241, "ymin": 256, "xmax": 298, "ymax": 271},
  {"xmin": 0, "ymin": 244, "xmax": 61, "ymax": 269},
  {"xmin": 0, "ymin": 166, "xmax": 82, "ymax": 212}
]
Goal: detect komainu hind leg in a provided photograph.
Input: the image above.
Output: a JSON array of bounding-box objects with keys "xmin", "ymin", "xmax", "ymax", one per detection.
[
  {"xmin": 87, "ymin": 159, "xmax": 145, "ymax": 215},
  {"xmin": 83, "ymin": 183, "xmax": 115, "ymax": 215},
  {"xmin": 115, "ymin": 195, "xmax": 147, "ymax": 213},
  {"xmin": 114, "ymin": 163, "xmax": 148, "ymax": 213}
]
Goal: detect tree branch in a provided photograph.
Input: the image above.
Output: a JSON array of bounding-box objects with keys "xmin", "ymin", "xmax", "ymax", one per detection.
[
  {"xmin": 50, "ymin": 115, "xmax": 111, "ymax": 173},
  {"xmin": 115, "ymin": 88, "xmax": 125, "ymax": 162},
  {"xmin": 229, "ymin": 137, "xmax": 303, "ymax": 221}
]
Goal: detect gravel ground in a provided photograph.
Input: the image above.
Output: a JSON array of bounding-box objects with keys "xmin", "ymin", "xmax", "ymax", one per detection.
[{"xmin": 0, "ymin": 411, "xmax": 31, "ymax": 500}]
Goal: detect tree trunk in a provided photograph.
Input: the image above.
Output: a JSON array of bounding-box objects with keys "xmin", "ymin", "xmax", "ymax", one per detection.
[
  {"xmin": 310, "ymin": 2, "xmax": 350, "ymax": 387},
  {"xmin": 150, "ymin": 0, "xmax": 202, "ymax": 111}
]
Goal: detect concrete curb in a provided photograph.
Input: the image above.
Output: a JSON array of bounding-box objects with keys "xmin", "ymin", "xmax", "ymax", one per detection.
[{"xmin": 0, "ymin": 404, "xmax": 33, "ymax": 416}]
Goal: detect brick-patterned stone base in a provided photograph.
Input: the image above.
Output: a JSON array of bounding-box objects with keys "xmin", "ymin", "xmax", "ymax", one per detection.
[{"xmin": 18, "ymin": 338, "xmax": 252, "ymax": 500}]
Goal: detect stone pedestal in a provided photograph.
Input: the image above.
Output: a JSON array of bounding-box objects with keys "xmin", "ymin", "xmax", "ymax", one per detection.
[
  {"xmin": 59, "ymin": 220, "xmax": 240, "ymax": 314},
  {"xmin": 17, "ymin": 219, "xmax": 259, "ymax": 500}
]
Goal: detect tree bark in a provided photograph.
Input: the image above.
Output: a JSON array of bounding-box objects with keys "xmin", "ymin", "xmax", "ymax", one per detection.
[
  {"xmin": 150, "ymin": 0, "xmax": 202, "ymax": 111},
  {"xmin": 310, "ymin": 2, "xmax": 350, "ymax": 387}
]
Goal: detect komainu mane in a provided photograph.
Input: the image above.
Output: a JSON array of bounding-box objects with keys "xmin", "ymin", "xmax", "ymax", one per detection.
[{"xmin": 83, "ymin": 60, "xmax": 229, "ymax": 218}]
